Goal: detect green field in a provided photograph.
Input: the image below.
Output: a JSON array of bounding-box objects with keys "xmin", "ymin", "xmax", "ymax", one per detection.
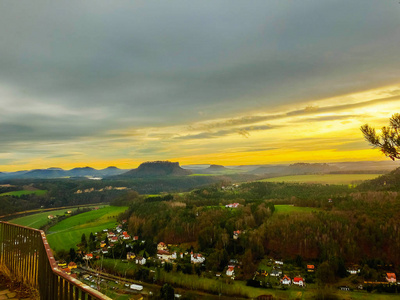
[
  {"xmin": 9, "ymin": 208, "xmax": 78, "ymax": 229},
  {"xmin": 260, "ymin": 174, "xmax": 381, "ymax": 185},
  {"xmin": 0, "ymin": 189, "xmax": 48, "ymax": 197},
  {"xmin": 274, "ymin": 205, "xmax": 320, "ymax": 215},
  {"xmin": 46, "ymin": 206, "xmax": 128, "ymax": 251}
]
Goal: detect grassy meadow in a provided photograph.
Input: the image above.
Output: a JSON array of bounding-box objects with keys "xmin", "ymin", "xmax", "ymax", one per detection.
[
  {"xmin": 274, "ymin": 204, "xmax": 320, "ymax": 215},
  {"xmin": 0, "ymin": 189, "xmax": 48, "ymax": 197},
  {"xmin": 9, "ymin": 208, "xmax": 77, "ymax": 229},
  {"xmin": 46, "ymin": 205, "xmax": 128, "ymax": 251},
  {"xmin": 261, "ymin": 174, "xmax": 381, "ymax": 185}
]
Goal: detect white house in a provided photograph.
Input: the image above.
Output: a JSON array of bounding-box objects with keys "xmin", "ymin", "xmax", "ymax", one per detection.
[
  {"xmin": 293, "ymin": 277, "xmax": 304, "ymax": 286},
  {"xmin": 135, "ymin": 256, "xmax": 146, "ymax": 265},
  {"xmin": 281, "ymin": 275, "xmax": 291, "ymax": 285},
  {"xmin": 191, "ymin": 252, "xmax": 205, "ymax": 264},
  {"xmin": 226, "ymin": 266, "xmax": 235, "ymax": 276}
]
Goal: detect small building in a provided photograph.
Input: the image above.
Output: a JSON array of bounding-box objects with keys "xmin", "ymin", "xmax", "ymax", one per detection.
[
  {"xmin": 386, "ymin": 273, "xmax": 396, "ymax": 283},
  {"xmin": 157, "ymin": 242, "xmax": 168, "ymax": 251},
  {"xmin": 293, "ymin": 277, "xmax": 304, "ymax": 286},
  {"xmin": 275, "ymin": 260, "xmax": 283, "ymax": 265},
  {"xmin": 121, "ymin": 231, "xmax": 131, "ymax": 240},
  {"xmin": 346, "ymin": 266, "xmax": 360, "ymax": 275},
  {"xmin": 226, "ymin": 266, "xmax": 235, "ymax": 277},
  {"xmin": 107, "ymin": 232, "xmax": 115, "ymax": 238},
  {"xmin": 135, "ymin": 256, "xmax": 146, "ymax": 265},
  {"xmin": 57, "ymin": 261, "xmax": 67, "ymax": 267},
  {"xmin": 84, "ymin": 253, "xmax": 93, "ymax": 260},
  {"xmin": 233, "ymin": 230, "xmax": 241, "ymax": 240},
  {"xmin": 48, "ymin": 215, "xmax": 55, "ymax": 220},
  {"xmin": 191, "ymin": 252, "xmax": 205, "ymax": 264},
  {"xmin": 61, "ymin": 267, "xmax": 71, "ymax": 275},
  {"xmin": 270, "ymin": 270, "xmax": 282, "ymax": 277},
  {"xmin": 307, "ymin": 265, "xmax": 315, "ymax": 272},
  {"xmin": 225, "ymin": 203, "xmax": 240, "ymax": 208},
  {"xmin": 281, "ymin": 275, "xmax": 291, "ymax": 285},
  {"xmin": 127, "ymin": 252, "xmax": 136, "ymax": 260}
]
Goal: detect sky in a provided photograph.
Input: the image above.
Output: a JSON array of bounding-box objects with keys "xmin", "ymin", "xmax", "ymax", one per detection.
[{"xmin": 1, "ymin": 0, "xmax": 400, "ymax": 171}]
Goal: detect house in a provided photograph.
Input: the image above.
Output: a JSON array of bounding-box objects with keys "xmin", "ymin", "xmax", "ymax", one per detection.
[
  {"xmin": 386, "ymin": 273, "xmax": 396, "ymax": 283},
  {"xmin": 127, "ymin": 252, "xmax": 136, "ymax": 260},
  {"xmin": 67, "ymin": 210, "xmax": 72, "ymax": 214},
  {"xmin": 61, "ymin": 268, "xmax": 71, "ymax": 275},
  {"xmin": 281, "ymin": 275, "xmax": 291, "ymax": 285},
  {"xmin": 100, "ymin": 242, "xmax": 107, "ymax": 248},
  {"xmin": 233, "ymin": 230, "xmax": 241, "ymax": 240},
  {"xmin": 191, "ymin": 252, "xmax": 205, "ymax": 264},
  {"xmin": 48, "ymin": 215, "xmax": 55, "ymax": 220},
  {"xmin": 133, "ymin": 236, "xmax": 139, "ymax": 241},
  {"xmin": 84, "ymin": 253, "xmax": 93, "ymax": 260},
  {"xmin": 107, "ymin": 232, "xmax": 115, "ymax": 238},
  {"xmin": 110, "ymin": 236, "xmax": 118, "ymax": 243},
  {"xmin": 135, "ymin": 256, "xmax": 146, "ymax": 265},
  {"xmin": 121, "ymin": 231, "xmax": 131, "ymax": 240},
  {"xmin": 225, "ymin": 203, "xmax": 240, "ymax": 208},
  {"xmin": 293, "ymin": 277, "xmax": 304, "ymax": 286},
  {"xmin": 57, "ymin": 261, "xmax": 67, "ymax": 267},
  {"xmin": 339, "ymin": 286, "xmax": 350, "ymax": 291},
  {"xmin": 102, "ymin": 249, "xmax": 108, "ymax": 254},
  {"xmin": 68, "ymin": 262, "xmax": 77, "ymax": 269},
  {"xmin": 157, "ymin": 242, "xmax": 167, "ymax": 251},
  {"xmin": 226, "ymin": 266, "xmax": 235, "ymax": 276},
  {"xmin": 307, "ymin": 265, "xmax": 315, "ymax": 272},
  {"xmin": 157, "ymin": 250, "xmax": 173, "ymax": 261},
  {"xmin": 275, "ymin": 260, "xmax": 283, "ymax": 265},
  {"xmin": 270, "ymin": 270, "xmax": 282, "ymax": 277},
  {"xmin": 346, "ymin": 266, "xmax": 360, "ymax": 275}
]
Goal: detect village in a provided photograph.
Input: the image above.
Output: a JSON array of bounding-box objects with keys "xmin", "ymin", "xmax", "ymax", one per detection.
[{"xmin": 53, "ymin": 218, "xmax": 399, "ymax": 296}]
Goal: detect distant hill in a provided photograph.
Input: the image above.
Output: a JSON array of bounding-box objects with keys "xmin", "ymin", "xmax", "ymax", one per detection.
[
  {"xmin": 67, "ymin": 167, "xmax": 97, "ymax": 177},
  {"xmin": 0, "ymin": 166, "xmax": 128, "ymax": 180},
  {"xmin": 249, "ymin": 163, "xmax": 339, "ymax": 176},
  {"xmin": 189, "ymin": 164, "xmax": 235, "ymax": 174},
  {"xmin": 118, "ymin": 161, "xmax": 192, "ymax": 178},
  {"xmin": 359, "ymin": 167, "xmax": 400, "ymax": 190}
]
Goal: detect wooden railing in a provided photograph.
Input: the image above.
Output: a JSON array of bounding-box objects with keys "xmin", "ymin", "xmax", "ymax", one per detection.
[{"xmin": 0, "ymin": 222, "xmax": 111, "ymax": 300}]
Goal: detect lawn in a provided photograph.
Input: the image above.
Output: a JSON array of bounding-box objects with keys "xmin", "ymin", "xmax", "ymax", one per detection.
[
  {"xmin": 9, "ymin": 208, "xmax": 77, "ymax": 229},
  {"xmin": 46, "ymin": 206, "xmax": 128, "ymax": 251},
  {"xmin": 274, "ymin": 205, "xmax": 319, "ymax": 215},
  {"xmin": 260, "ymin": 174, "xmax": 381, "ymax": 185},
  {"xmin": 0, "ymin": 189, "xmax": 48, "ymax": 197}
]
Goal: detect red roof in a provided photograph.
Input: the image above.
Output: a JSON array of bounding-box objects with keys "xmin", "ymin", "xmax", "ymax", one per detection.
[
  {"xmin": 387, "ymin": 273, "xmax": 396, "ymax": 279},
  {"xmin": 307, "ymin": 265, "xmax": 314, "ymax": 269},
  {"xmin": 281, "ymin": 275, "xmax": 290, "ymax": 281},
  {"xmin": 293, "ymin": 277, "xmax": 304, "ymax": 283}
]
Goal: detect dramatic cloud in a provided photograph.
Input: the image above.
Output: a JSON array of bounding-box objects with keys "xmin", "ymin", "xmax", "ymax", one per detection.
[{"xmin": 0, "ymin": 0, "xmax": 399, "ymax": 170}]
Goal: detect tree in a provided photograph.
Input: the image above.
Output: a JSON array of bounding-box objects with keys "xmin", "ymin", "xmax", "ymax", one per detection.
[
  {"xmin": 361, "ymin": 113, "xmax": 400, "ymax": 160},
  {"xmin": 160, "ymin": 283, "xmax": 175, "ymax": 300},
  {"xmin": 81, "ymin": 233, "xmax": 87, "ymax": 249}
]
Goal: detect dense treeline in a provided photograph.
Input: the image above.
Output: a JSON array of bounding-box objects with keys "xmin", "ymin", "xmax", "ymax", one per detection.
[{"xmin": 119, "ymin": 178, "xmax": 400, "ymax": 278}]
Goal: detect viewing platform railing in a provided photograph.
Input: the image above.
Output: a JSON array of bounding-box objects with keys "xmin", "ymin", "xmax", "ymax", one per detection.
[{"xmin": 0, "ymin": 221, "xmax": 111, "ymax": 300}]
